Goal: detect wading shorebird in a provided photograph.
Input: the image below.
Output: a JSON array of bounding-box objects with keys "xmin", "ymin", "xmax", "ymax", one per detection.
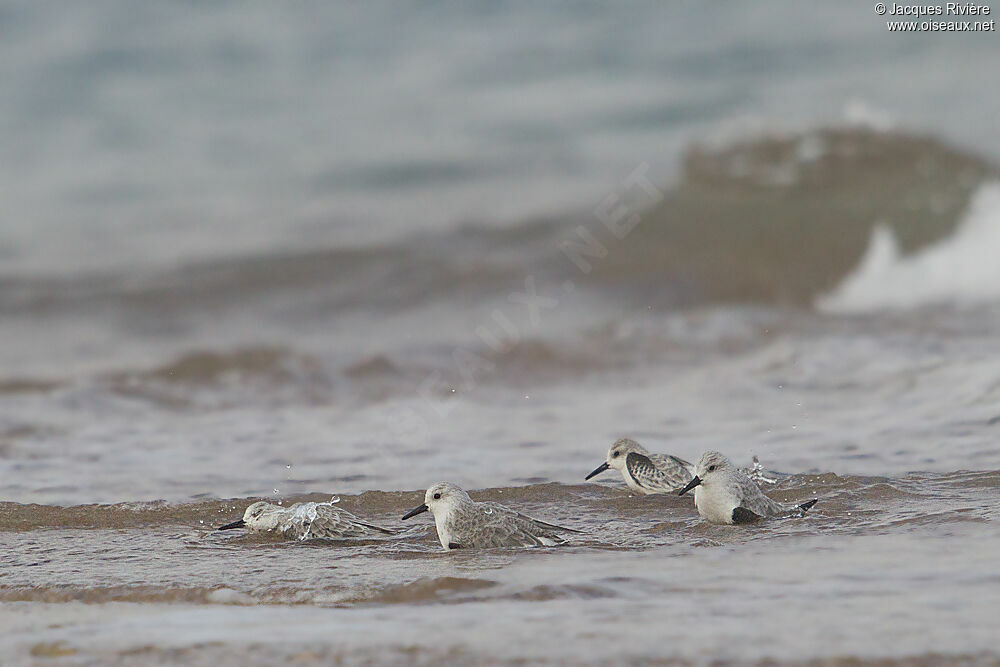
[
  {"xmin": 678, "ymin": 451, "xmax": 817, "ymax": 525},
  {"xmin": 401, "ymin": 482, "xmax": 580, "ymax": 550},
  {"xmin": 584, "ymin": 438, "xmax": 696, "ymax": 494},
  {"xmin": 218, "ymin": 499, "xmax": 394, "ymax": 540}
]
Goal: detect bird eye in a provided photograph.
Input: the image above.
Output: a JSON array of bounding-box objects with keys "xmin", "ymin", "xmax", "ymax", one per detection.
[
  {"xmin": 708, "ymin": 465, "xmax": 716, "ymax": 472},
  {"xmin": 612, "ymin": 451, "xmax": 620, "ymax": 458},
  {"xmin": 433, "ymin": 493, "xmax": 441, "ymax": 500}
]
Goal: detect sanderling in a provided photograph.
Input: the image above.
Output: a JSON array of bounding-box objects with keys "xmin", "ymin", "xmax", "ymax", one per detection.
[
  {"xmin": 401, "ymin": 482, "xmax": 581, "ymax": 550},
  {"xmin": 584, "ymin": 438, "xmax": 696, "ymax": 494},
  {"xmin": 218, "ymin": 499, "xmax": 394, "ymax": 540},
  {"xmin": 677, "ymin": 451, "xmax": 817, "ymax": 525}
]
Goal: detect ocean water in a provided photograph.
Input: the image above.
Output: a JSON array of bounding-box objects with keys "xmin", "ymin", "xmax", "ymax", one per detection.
[{"xmin": 2, "ymin": 2, "xmax": 1000, "ymax": 664}]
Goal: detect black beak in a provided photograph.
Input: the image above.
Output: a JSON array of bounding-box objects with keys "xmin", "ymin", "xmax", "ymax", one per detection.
[
  {"xmin": 217, "ymin": 518, "xmax": 246, "ymax": 530},
  {"xmin": 678, "ymin": 476, "xmax": 701, "ymax": 496},
  {"xmin": 585, "ymin": 462, "xmax": 610, "ymax": 481},
  {"xmin": 401, "ymin": 503, "xmax": 428, "ymax": 520}
]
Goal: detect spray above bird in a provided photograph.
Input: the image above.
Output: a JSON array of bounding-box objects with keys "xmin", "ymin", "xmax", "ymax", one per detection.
[
  {"xmin": 401, "ymin": 482, "xmax": 581, "ymax": 549},
  {"xmin": 678, "ymin": 451, "xmax": 817, "ymax": 525},
  {"xmin": 218, "ymin": 499, "xmax": 394, "ymax": 540}
]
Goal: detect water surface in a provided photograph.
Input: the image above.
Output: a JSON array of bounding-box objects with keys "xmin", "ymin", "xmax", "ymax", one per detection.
[{"xmin": 2, "ymin": 2, "xmax": 1000, "ymax": 664}]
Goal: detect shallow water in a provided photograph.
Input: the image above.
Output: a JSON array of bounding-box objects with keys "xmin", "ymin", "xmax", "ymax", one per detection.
[
  {"xmin": 2, "ymin": 473, "xmax": 999, "ymax": 663},
  {"xmin": 3, "ymin": 1, "xmax": 1000, "ymax": 664}
]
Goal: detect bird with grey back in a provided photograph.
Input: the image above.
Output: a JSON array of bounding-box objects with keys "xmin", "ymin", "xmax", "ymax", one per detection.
[
  {"xmin": 217, "ymin": 499, "xmax": 394, "ymax": 540},
  {"xmin": 401, "ymin": 482, "xmax": 581, "ymax": 549},
  {"xmin": 584, "ymin": 438, "xmax": 697, "ymax": 494},
  {"xmin": 677, "ymin": 451, "xmax": 817, "ymax": 525}
]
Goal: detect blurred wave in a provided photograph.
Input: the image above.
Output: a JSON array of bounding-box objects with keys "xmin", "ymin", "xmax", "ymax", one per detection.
[
  {"xmin": 820, "ymin": 182, "xmax": 1000, "ymax": 311},
  {"xmin": 2, "ymin": 127, "xmax": 993, "ymax": 322}
]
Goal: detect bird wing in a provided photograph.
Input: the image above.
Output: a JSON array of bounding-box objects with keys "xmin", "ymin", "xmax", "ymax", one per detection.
[
  {"xmin": 653, "ymin": 452, "xmax": 696, "ymax": 477},
  {"xmin": 298, "ymin": 505, "xmax": 393, "ymax": 540},
  {"xmin": 738, "ymin": 478, "xmax": 805, "ymax": 519},
  {"xmin": 725, "ymin": 467, "xmax": 818, "ymax": 521},
  {"xmin": 354, "ymin": 519, "xmax": 396, "ymax": 535},
  {"xmin": 461, "ymin": 503, "xmax": 572, "ymax": 548},
  {"xmin": 626, "ymin": 452, "xmax": 693, "ymax": 493},
  {"xmin": 522, "ymin": 515, "xmax": 582, "ymax": 534}
]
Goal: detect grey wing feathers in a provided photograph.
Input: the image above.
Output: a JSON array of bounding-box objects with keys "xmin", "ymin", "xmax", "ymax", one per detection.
[
  {"xmin": 470, "ymin": 522, "xmax": 551, "ymax": 548},
  {"xmin": 508, "ymin": 514, "xmax": 572, "ymax": 547},
  {"xmin": 664, "ymin": 454, "xmax": 696, "ymax": 476},
  {"xmin": 738, "ymin": 476, "xmax": 815, "ymax": 519},
  {"xmin": 463, "ymin": 503, "xmax": 575, "ymax": 548},
  {"xmin": 353, "ymin": 519, "xmax": 396, "ymax": 535},
  {"xmin": 627, "ymin": 452, "xmax": 693, "ymax": 492},
  {"xmin": 336, "ymin": 506, "xmax": 395, "ymax": 535},
  {"xmin": 739, "ymin": 483, "xmax": 790, "ymax": 518},
  {"xmin": 296, "ymin": 506, "xmax": 393, "ymax": 539},
  {"xmin": 523, "ymin": 515, "xmax": 582, "ymax": 534}
]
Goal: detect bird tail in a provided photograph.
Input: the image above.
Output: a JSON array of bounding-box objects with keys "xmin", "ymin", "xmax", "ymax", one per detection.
[
  {"xmin": 357, "ymin": 521, "xmax": 396, "ymax": 535},
  {"xmin": 797, "ymin": 499, "xmax": 818, "ymax": 514},
  {"xmin": 531, "ymin": 518, "xmax": 583, "ymax": 534}
]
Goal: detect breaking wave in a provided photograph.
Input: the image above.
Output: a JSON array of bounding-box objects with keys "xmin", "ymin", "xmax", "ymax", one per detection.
[{"xmin": 819, "ymin": 182, "xmax": 1000, "ymax": 312}]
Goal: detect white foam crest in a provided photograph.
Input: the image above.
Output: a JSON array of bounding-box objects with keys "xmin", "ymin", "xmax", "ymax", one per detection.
[
  {"xmin": 818, "ymin": 183, "xmax": 1000, "ymax": 313},
  {"xmin": 842, "ymin": 99, "xmax": 896, "ymax": 132}
]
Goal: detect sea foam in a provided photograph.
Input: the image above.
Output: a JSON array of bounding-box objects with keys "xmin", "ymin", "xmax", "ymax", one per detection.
[{"xmin": 818, "ymin": 182, "xmax": 1000, "ymax": 312}]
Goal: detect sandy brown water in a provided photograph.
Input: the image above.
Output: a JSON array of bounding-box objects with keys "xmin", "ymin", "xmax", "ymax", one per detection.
[{"xmin": 3, "ymin": 469, "xmax": 999, "ymax": 664}]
